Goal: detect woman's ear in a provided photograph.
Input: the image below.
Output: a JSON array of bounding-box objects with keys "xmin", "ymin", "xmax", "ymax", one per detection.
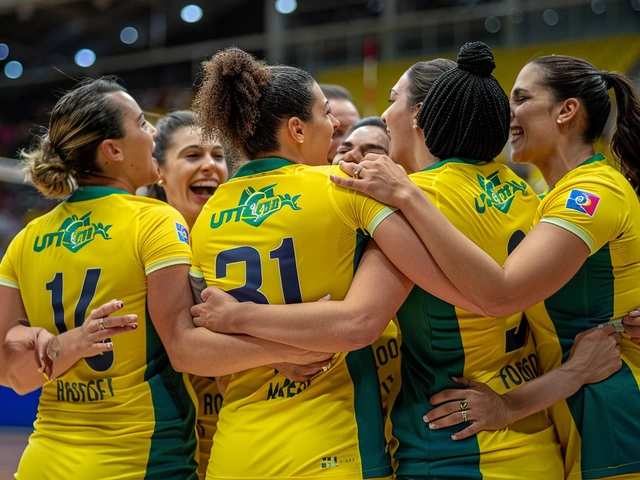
[
  {"xmin": 100, "ymin": 139, "xmax": 124, "ymax": 163},
  {"xmin": 286, "ymin": 117, "xmax": 306, "ymax": 144}
]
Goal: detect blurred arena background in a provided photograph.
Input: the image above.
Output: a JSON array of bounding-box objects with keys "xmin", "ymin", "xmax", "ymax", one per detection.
[{"xmin": 0, "ymin": 0, "xmax": 638, "ymax": 477}]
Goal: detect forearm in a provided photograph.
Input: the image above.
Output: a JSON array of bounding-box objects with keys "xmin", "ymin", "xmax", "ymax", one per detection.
[
  {"xmin": 169, "ymin": 326, "xmax": 315, "ymax": 377},
  {"xmin": 4, "ymin": 326, "xmax": 85, "ymax": 394},
  {"xmin": 399, "ymin": 188, "xmax": 509, "ymax": 313},
  {"xmin": 228, "ymin": 300, "xmax": 378, "ymax": 352},
  {"xmin": 501, "ymin": 361, "xmax": 584, "ymax": 423}
]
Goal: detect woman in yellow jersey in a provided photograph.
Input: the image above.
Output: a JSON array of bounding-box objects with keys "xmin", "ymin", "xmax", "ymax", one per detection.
[
  {"xmin": 188, "ymin": 46, "xmax": 514, "ymax": 480},
  {"xmin": 333, "ymin": 49, "xmax": 640, "ymax": 479},
  {"xmin": 192, "ymin": 44, "xmax": 622, "ymax": 480},
  {"xmin": 148, "ymin": 110, "xmax": 229, "ymax": 480},
  {"xmin": 0, "ymin": 78, "xmax": 328, "ymax": 480}
]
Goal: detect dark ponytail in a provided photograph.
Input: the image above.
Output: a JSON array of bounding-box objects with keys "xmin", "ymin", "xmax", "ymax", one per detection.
[
  {"xmin": 193, "ymin": 47, "xmax": 316, "ymax": 160},
  {"xmin": 530, "ymin": 55, "xmax": 640, "ymax": 192},
  {"xmin": 608, "ymin": 72, "xmax": 640, "ymax": 192}
]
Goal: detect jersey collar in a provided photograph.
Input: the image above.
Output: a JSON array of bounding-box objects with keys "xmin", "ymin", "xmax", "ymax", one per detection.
[
  {"xmin": 579, "ymin": 152, "xmax": 606, "ymax": 167},
  {"xmin": 421, "ymin": 157, "xmax": 487, "ymax": 172},
  {"xmin": 67, "ymin": 186, "xmax": 130, "ymax": 203},
  {"xmin": 232, "ymin": 157, "xmax": 295, "ymax": 179}
]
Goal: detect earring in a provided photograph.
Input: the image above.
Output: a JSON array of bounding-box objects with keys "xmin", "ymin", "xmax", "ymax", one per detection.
[
  {"xmin": 413, "ymin": 124, "xmax": 419, "ymax": 129},
  {"xmin": 557, "ymin": 119, "xmax": 562, "ymax": 124},
  {"xmin": 158, "ymin": 179, "xmax": 164, "ymax": 186}
]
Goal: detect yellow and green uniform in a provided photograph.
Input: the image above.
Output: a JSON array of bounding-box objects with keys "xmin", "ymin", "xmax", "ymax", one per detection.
[
  {"xmin": 526, "ymin": 154, "xmax": 640, "ymax": 479},
  {"xmin": 190, "ymin": 158, "xmax": 394, "ymax": 480},
  {"xmin": 391, "ymin": 159, "xmax": 564, "ymax": 479},
  {"xmin": 373, "ymin": 318, "xmax": 400, "ymax": 416},
  {"xmin": 0, "ymin": 186, "xmax": 198, "ymax": 480},
  {"xmin": 189, "ymin": 374, "xmax": 222, "ymax": 479}
]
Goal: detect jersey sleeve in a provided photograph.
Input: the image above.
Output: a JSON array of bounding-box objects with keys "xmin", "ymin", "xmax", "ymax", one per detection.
[
  {"xmin": 0, "ymin": 229, "xmax": 24, "ymax": 289},
  {"xmin": 538, "ymin": 178, "xmax": 627, "ymax": 255},
  {"xmin": 328, "ymin": 168, "xmax": 396, "ymax": 236},
  {"xmin": 137, "ymin": 204, "xmax": 192, "ymax": 275}
]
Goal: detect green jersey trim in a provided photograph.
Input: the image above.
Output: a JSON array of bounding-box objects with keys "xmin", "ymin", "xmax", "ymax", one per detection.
[
  {"xmin": 539, "ymin": 217, "xmax": 595, "ymax": 254},
  {"xmin": 231, "ymin": 157, "xmax": 295, "ymax": 179},
  {"xmin": 144, "ymin": 301, "xmax": 199, "ymax": 479},
  {"xmin": 580, "ymin": 153, "xmax": 606, "ymax": 167},
  {"xmin": 188, "ymin": 267, "xmax": 205, "ymax": 278},
  {"xmin": 145, "ymin": 257, "xmax": 191, "ymax": 276},
  {"xmin": 421, "ymin": 157, "xmax": 487, "ymax": 172},
  {"xmin": 367, "ymin": 206, "xmax": 396, "ymax": 235},
  {"xmin": 67, "ymin": 186, "xmax": 130, "ymax": 202},
  {"xmin": 0, "ymin": 277, "xmax": 18, "ymax": 289}
]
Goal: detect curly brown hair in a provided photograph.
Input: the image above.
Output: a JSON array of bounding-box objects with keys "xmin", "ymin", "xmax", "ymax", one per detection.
[{"xmin": 193, "ymin": 47, "xmax": 316, "ymax": 160}]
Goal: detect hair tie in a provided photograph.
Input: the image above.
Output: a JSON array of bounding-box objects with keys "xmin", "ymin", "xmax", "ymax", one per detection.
[{"xmin": 600, "ymin": 70, "xmax": 613, "ymax": 90}]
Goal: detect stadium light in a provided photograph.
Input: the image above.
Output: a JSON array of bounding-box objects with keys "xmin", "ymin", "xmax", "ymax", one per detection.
[
  {"xmin": 181, "ymin": 5, "xmax": 203, "ymax": 23},
  {"xmin": 509, "ymin": 8, "xmax": 524, "ymax": 24},
  {"xmin": 275, "ymin": 0, "xmax": 297, "ymax": 14},
  {"xmin": 543, "ymin": 9, "xmax": 559, "ymax": 25},
  {"xmin": 120, "ymin": 27, "xmax": 139, "ymax": 44},
  {"xmin": 75, "ymin": 49, "xmax": 96, "ymax": 68},
  {"xmin": 0, "ymin": 43, "xmax": 8, "ymax": 61},
  {"xmin": 484, "ymin": 16, "xmax": 501, "ymax": 33},
  {"xmin": 4, "ymin": 61, "xmax": 23, "ymax": 79},
  {"xmin": 591, "ymin": 0, "xmax": 606, "ymax": 14}
]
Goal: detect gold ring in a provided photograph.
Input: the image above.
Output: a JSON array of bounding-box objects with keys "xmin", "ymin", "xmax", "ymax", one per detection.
[
  {"xmin": 460, "ymin": 401, "xmax": 468, "ymax": 410},
  {"xmin": 461, "ymin": 410, "xmax": 468, "ymax": 422},
  {"xmin": 322, "ymin": 362, "xmax": 332, "ymax": 372},
  {"xmin": 99, "ymin": 318, "xmax": 105, "ymax": 331},
  {"xmin": 353, "ymin": 166, "xmax": 363, "ymax": 179}
]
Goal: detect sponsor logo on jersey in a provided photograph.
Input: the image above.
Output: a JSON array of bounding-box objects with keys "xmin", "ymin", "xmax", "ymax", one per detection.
[
  {"xmin": 34, "ymin": 212, "xmax": 112, "ymax": 253},
  {"xmin": 210, "ymin": 183, "xmax": 302, "ymax": 229},
  {"xmin": 175, "ymin": 221, "xmax": 189, "ymax": 244},
  {"xmin": 565, "ymin": 189, "xmax": 601, "ymax": 217},
  {"xmin": 474, "ymin": 171, "xmax": 529, "ymax": 214}
]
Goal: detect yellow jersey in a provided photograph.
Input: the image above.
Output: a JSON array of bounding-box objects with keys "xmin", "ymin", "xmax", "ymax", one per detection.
[
  {"xmin": 189, "ymin": 374, "xmax": 222, "ymax": 480},
  {"xmin": 526, "ymin": 154, "xmax": 640, "ymax": 479},
  {"xmin": 390, "ymin": 159, "xmax": 564, "ymax": 479},
  {"xmin": 190, "ymin": 157, "xmax": 394, "ymax": 480},
  {"xmin": 0, "ymin": 186, "xmax": 198, "ymax": 480}
]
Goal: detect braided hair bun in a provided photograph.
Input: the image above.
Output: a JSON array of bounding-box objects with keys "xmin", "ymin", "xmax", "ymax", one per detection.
[
  {"xmin": 457, "ymin": 41, "xmax": 496, "ymax": 77},
  {"xmin": 417, "ymin": 41, "xmax": 510, "ymax": 162}
]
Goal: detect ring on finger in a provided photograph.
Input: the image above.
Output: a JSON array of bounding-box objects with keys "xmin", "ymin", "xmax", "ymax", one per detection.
[
  {"xmin": 460, "ymin": 401, "xmax": 468, "ymax": 410},
  {"xmin": 461, "ymin": 410, "xmax": 468, "ymax": 422},
  {"xmin": 99, "ymin": 318, "xmax": 105, "ymax": 331},
  {"xmin": 322, "ymin": 362, "xmax": 332, "ymax": 372},
  {"xmin": 353, "ymin": 166, "xmax": 363, "ymax": 179}
]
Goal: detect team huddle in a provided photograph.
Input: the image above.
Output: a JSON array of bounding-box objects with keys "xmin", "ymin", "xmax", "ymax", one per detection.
[{"xmin": 1, "ymin": 40, "xmax": 640, "ymax": 480}]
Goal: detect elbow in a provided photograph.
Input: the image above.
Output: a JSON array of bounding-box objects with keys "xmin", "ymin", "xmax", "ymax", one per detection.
[
  {"xmin": 342, "ymin": 312, "xmax": 386, "ymax": 351},
  {"xmin": 164, "ymin": 345, "xmax": 189, "ymax": 374},
  {"xmin": 479, "ymin": 293, "xmax": 519, "ymax": 318},
  {"xmin": 6, "ymin": 374, "xmax": 38, "ymax": 396}
]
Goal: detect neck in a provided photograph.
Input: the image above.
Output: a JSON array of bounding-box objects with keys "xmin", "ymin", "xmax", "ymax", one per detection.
[
  {"xmin": 261, "ymin": 146, "xmax": 305, "ymax": 165},
  {"xmin": 78, "ymin": 174, "xmax": 137, "ymax": 195},
  {"xmin": 398, "ymin": 130, "xmax": 439, "ymax": 174},
  {"xmin": 537, "ymin": 142, "xmax": 596, "ymax": 187}
]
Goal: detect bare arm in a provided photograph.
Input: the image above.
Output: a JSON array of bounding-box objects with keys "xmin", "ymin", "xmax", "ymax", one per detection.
[
  {"xmin": 372, "ymin": 211, "xmax": 487, "ymax": 315},
  {"xmin": 147, "ymin": 265, "xmax": 331, "ymax": 377},
  {"xmin": 333, "ymin": 156, "xmax": 589, "ymax": 317},
  {"xmin": 191, "ymin": 242, "xmax": 413, "ymax": 352},
  {"xmin": 424, "ymin": 324, "xmax": 622, "ymax": 440},
  {"xmin": 1, "ymin": 288, "xmax": 136, "ymax": 394}
]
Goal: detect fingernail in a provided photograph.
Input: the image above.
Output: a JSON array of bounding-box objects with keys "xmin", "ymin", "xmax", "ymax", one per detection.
[
  {"xmin": 322, "ymin": 294, "xmax": 331, "ymax": 301},
  {"xmin": 117, "ymin": 301, "xmax": 124, "ymax": 309},
  {"xmin": 106, "ymin": 342, "xmax": 113, "ymax": 349},
  {"xmin": 451, "ymin": 435, "xmax": 457, "ymax": 440},
  {"xmin": 429, "ymin": 423, "xmax": 435, "ymax": 429},
  {"xmin": 132, "ymin": 324, "xmax": 138, "ymax": 330}
]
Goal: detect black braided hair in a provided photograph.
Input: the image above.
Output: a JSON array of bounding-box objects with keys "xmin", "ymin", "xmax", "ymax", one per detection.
[{"xmin": 417, "ymin": 41, "xmax": 510, "ymax": 162}]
